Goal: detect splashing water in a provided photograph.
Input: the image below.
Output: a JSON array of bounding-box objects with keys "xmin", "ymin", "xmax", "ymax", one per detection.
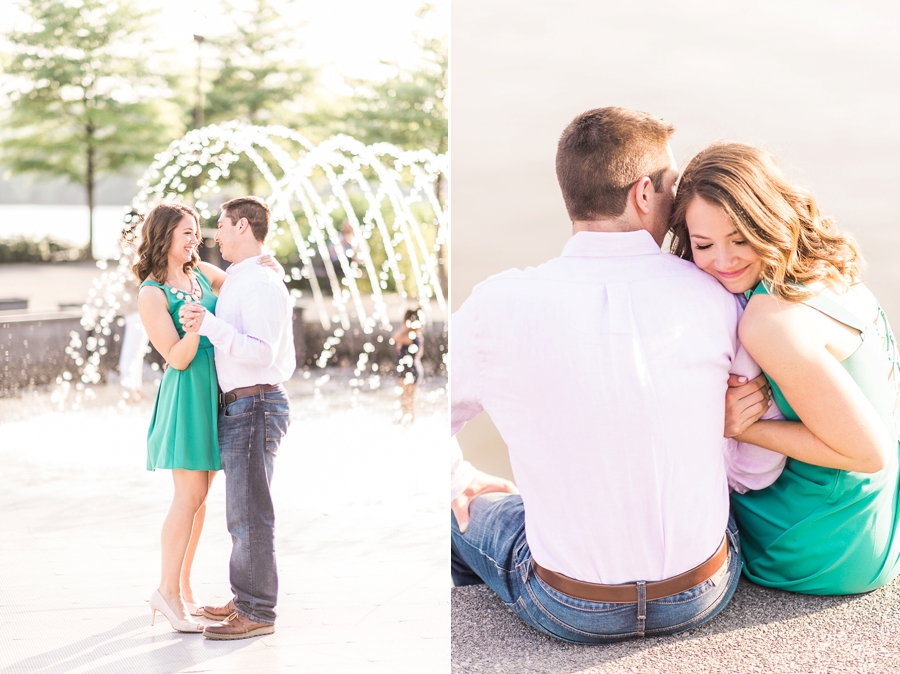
[{"xmin": 55, "ymin": 123, "xmax": 448, "ymax": 409}]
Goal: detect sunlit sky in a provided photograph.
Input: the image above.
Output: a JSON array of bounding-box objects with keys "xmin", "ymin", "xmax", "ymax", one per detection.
[{"xmin": 0, "ymin": 0, "xmax": 447, "ymax": 87}]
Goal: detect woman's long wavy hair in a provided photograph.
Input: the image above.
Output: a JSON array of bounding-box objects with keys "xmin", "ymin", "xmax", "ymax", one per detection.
[
  {"xmin": 132, "ymin": 202, "xmax": 201, "ymax": 284},
  {"xmin": 669, "ymin": 142, "xmax": 862, "ymax": 302}
]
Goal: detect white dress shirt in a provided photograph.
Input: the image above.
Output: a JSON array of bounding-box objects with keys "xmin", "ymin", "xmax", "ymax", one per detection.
[
  {"xmin": 725, "ymin": 339, "xmax": 786, "ymax": 493},
  {"xmin": 452, "ymin": 230, "xmax": 745, "ymax": 585},
  {"xmin": 451, "ymin": 438, "xmax": 477, "ymax": 502},
  {"xmin": 198, "ymin": 255, "xmax": 296, "ymax": 393}
]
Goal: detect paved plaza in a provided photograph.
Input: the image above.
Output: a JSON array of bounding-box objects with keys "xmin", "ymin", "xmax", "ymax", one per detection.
[{"xmin": 0, "ymin": 373, "xmax": 448, "ymax": 673}]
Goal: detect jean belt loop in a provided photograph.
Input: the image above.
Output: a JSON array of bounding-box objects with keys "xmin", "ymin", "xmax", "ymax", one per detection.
[
  {"xmin": 726, "ymin": 527, "xmax": 739, "ymax": 554},
  {"xmin": 636, "ymin": 581, "xmax": 647, "ymax": 636}
]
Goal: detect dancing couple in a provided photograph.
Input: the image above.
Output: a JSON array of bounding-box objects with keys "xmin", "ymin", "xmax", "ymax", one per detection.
[
  {"xmin": 450, "ymin": 107, "xmax": 900, "ymax": 642},
  {"xmin": 133, "ymin": 196, "xmax": 295, "ymax": 639}
]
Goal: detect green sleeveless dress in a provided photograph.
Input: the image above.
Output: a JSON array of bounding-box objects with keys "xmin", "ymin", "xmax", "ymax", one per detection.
[
  {"xmin": 142, "ymin": 270, "xmax": 221, "ymax": 471},
  {"xmin": 731, "ymin": 283, "xmax": 900, "ymax": 594}
]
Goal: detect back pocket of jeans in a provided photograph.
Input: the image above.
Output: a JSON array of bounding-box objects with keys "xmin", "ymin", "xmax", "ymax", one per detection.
[{"xmin": 265, "ymin": 412, "xmax": 290, "ymax": 453}]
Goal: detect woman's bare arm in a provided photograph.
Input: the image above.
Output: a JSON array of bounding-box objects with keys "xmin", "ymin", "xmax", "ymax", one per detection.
[
  {"xmin": 197, "ymin": 262, "xmax": 227, "ymax": 294},
  {"xmin": 393, "ymin": 326, "xmax": 413, "ymax": 352},
  {"xmin": 735, "ymin": 294, "xmax": 893, "ymax": 473},
  {"xmin": 138, "ymin": 285, "xmax": 200, "ymax": 371},
  {"xmin": 198, "ymin": 257, "xmax": 283, "ymax": 296}
]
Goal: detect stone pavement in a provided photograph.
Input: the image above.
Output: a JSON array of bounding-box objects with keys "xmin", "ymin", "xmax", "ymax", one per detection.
[
  {"xmin": 452, "ymin": 579, "xmax": 900, "ymax": 673},
  {"xmin": 0, "ymin": 372, "xmax": 448, "ymax": 673}
]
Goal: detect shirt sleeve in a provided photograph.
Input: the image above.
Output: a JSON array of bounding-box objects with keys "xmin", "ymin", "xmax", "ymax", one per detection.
[
  {"xmin": 723, "ymin": 295, "xmax": 786, "ymax": 494},
  {"xmin": 198, "ymin": 281, "xmax": 287, "ymax": 368},
  {"xmin": 450, "ymin": 292, "xmax": 484, "ymax": 436},
  {"xmin": 450, "ymin": 437, "xmax": 477, "ymax": 502}
]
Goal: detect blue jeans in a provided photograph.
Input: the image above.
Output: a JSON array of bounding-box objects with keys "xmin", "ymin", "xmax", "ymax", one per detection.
[
  {"xmin": 218, "ymin": 386, "xmax": 291, "ymax": 626},
  {"xmin": 451, "ymin": 494, "xmax": 741, "ymax": 644}
]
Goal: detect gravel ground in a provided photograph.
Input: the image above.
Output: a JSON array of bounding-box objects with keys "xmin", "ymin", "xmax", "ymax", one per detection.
[{"xmin": 452, "ymin": 579, "xmax": 900, "ymax": 673}]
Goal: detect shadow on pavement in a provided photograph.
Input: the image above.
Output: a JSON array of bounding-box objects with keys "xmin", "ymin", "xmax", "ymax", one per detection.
[{"xmin": 0, "ymin": 614, "xmax": 254, "ymax": 674}]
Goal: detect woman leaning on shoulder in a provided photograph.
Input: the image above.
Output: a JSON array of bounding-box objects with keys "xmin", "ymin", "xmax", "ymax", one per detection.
[{"xmin": 670, "ymin": 142, "xmax": 900, "ymax": 595}]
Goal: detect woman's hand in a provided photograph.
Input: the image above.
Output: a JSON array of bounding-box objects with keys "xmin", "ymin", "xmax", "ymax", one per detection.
[
  {"xmin": 179, "ymin": 302, "xmax": 207, "ymax": 334},
  {"xmin": 724, "ymin": 373, "xmax": 771, "ymax": 438},
  {"xmin": 258, "ymin": 254, "xmax": 284, "ymax": 277}
]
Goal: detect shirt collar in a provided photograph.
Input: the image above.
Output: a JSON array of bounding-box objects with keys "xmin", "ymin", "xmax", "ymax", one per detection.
[
  {"xmin": 561, "ymin": 230, "xmax": 662, "ymax": 258},
  {"xmin": 226, "ymin": 253, "xmax": 265, "ymax": 275}
]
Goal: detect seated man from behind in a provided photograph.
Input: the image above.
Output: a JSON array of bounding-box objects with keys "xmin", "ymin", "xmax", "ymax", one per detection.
[{"xmin": 450, "ymin": 107, "xmax": 752, "ymax": 643}]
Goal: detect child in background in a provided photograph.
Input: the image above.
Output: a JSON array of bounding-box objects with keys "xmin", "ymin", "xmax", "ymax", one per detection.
[
  {"xmin": 394, "ymin": 308, "xmax": 424, "ymax": 425},
  {"xmin": 119, "ymin": 275, "xmax": 150, "ymax": 402}
]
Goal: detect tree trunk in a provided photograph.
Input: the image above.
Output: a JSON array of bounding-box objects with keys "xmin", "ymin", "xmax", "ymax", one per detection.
[
  {"xmin": 246, "ymin": 168, "xmax": 255, "ymax": 196},
  {"xmin": 86, "ymin": 128, "xmax": 96, "ymax": 261},
  {"xmin": 435, "ymin": 173, "xmax": 447, "ymax": 298}
]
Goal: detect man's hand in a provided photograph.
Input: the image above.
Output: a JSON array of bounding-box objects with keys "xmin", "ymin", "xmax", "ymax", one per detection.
[
  {"xmin": 452, "ymin": 470, "xmax": 518, "ymax": 534},
  {"xmin": 725, "ymin": 373, "xmax": 771, "ymax": 438},
  {"xmin": 179, "ymin": 302, "xmax": 207, "ymax": 334}
]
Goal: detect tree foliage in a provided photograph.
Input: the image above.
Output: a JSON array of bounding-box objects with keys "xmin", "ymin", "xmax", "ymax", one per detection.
[
  {"xmin": 203, "ymin": 0, "xmax": 315, "ymax": 127},
  {"xmin": 336, "ymin": 12, "xmax": 447, "ymax": 155},
  {"xmin": 0, "ymin": 0, "xmax": 181, "ymax": 257}
]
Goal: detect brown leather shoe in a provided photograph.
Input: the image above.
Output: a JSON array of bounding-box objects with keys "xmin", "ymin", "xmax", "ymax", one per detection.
[
  {"xmin": 203, "ymin": 611, "xmax": 275, "ymax": 640},
  {"xmin": 200, "ymin": 599, "xmax": 236, "ymax": 621}
]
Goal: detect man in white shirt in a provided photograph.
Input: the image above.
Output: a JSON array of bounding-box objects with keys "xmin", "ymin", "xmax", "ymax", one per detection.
[
  {"xmin": 451, "ymin": 108, "xmax": 761, "ymax": 643},
  {"xmin": 180, "ymin": 196, "xmax": 295, "ymax": 640}
]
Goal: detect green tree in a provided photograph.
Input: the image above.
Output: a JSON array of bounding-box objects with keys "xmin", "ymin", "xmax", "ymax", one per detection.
[
  {"xmin": 204, "ymin": 0, "xmax": 314, "ymax": 127},
  {"xmin": 337, "ymin": 14, "xmax": 447, "ymax": 155},
  {"xmin": 201, "ymin": 0, "xmax": 315, "ymax": 194},
  {"xmin": 330, "ymin": 7, "xmax": 448, "ymax": 294},
  {"xmin": 0, "ymin": 0, "xmax": 181, "ymax": 259}
]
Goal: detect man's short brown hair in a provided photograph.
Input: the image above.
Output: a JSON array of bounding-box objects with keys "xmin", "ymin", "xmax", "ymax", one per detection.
[
  {"xmin": 556, "ymin": 107, "xmax": 675, "ymax": 221},
  {"xmin": 220, "ymin": 196, "xmax": 272, "ymax": 243}
]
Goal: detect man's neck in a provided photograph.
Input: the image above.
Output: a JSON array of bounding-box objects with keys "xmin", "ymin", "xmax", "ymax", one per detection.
[
  {"xmin": 572, "ymin": 216, "xmax": 643, "ymax": 235},
  {"xmin": 228, "ymin": 245, "xmax": 264, "ymax": 266}
]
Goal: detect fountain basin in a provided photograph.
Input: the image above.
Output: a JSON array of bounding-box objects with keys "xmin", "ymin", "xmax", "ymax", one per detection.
[{"xmin": 0, "ymin": 306, "xmax": 446, "ymax": 397}]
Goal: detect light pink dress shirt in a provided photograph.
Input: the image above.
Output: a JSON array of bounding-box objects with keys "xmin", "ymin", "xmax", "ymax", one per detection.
[
  {"xmin": 198, "ymin": 255, "xmax": 296, "ymax": 393},
  {"xmin": 452, "ymin": 230, "xmax": 770, "ymax": 585},
  {"xmin": 450, "ymin": 438, "xmax": 477, "ymax": 502}
]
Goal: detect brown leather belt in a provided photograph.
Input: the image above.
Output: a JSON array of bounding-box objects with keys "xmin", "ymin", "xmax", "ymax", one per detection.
[
  {"xmin": 219, "ymin": 383, "xmax": 282, "ymax": 407},
  {"xmin": 532, "ymin": 536, "xmax": 729, "ymax": 603}
]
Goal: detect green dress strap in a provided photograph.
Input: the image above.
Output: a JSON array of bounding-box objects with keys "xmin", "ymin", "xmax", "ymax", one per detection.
[
  {"xmin": 747, "ymin": 281, "xmax": 864, "ymax": 331},
  {"xmin": 801, "ymin": 293, "xmax": 868, "ymax": 334}
]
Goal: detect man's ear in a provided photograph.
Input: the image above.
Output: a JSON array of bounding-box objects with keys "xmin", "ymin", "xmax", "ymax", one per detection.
[
  {"xmin": 631, "ymin": 176, "xmax": 654, "ymax": 216},
  {"xmin": 237, "ymin": 217, "xmax": 249, "ymax": 234}
]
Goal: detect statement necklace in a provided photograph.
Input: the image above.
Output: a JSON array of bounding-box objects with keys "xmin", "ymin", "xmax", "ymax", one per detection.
[{"xmin": 167, "ymin": 273, "xmax": 202, "ymax": 304}]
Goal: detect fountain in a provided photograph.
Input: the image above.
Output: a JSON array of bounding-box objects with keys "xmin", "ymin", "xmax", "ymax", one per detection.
[{"xmin": 52, "ymin": 123, "xmax": 448, "ymax": 409}]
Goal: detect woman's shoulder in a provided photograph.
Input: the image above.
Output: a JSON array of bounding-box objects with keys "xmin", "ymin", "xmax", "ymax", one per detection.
[
  {"xmin": 193, "ymin": 265, "xmax": 212, "ymax": 285},
  {"xmin": 140, "ymin": 275, "xmax": 163, "ymax": 288},
  {"xmin": 197, "ymin": 261, "xmax": 227, "ymax": 279},
  {"xmin": 138, "ymin": 281, "xmax": 168, "ymax": 309},
  {"xmin": 740, "ymin": 287, "xmax": 809, "ymax": 352}
]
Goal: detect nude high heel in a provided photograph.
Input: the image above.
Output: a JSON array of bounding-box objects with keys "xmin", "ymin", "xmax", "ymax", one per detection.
[
  {"xmin": 184, "ymin": 601, "xmax": 204, "ymax": 617},
  {"xmin": 149, "ymin": 589, "xmax": 204, "ymax": 633}
]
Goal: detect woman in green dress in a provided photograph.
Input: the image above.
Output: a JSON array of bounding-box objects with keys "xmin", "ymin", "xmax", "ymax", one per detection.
[
  {"xmin": 669, "ymin": 142, "xmax": 900, "ymax": 595},
  {"xmin": 134, "ymin": 202, "xmax": 232, "ymax": 632}
]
